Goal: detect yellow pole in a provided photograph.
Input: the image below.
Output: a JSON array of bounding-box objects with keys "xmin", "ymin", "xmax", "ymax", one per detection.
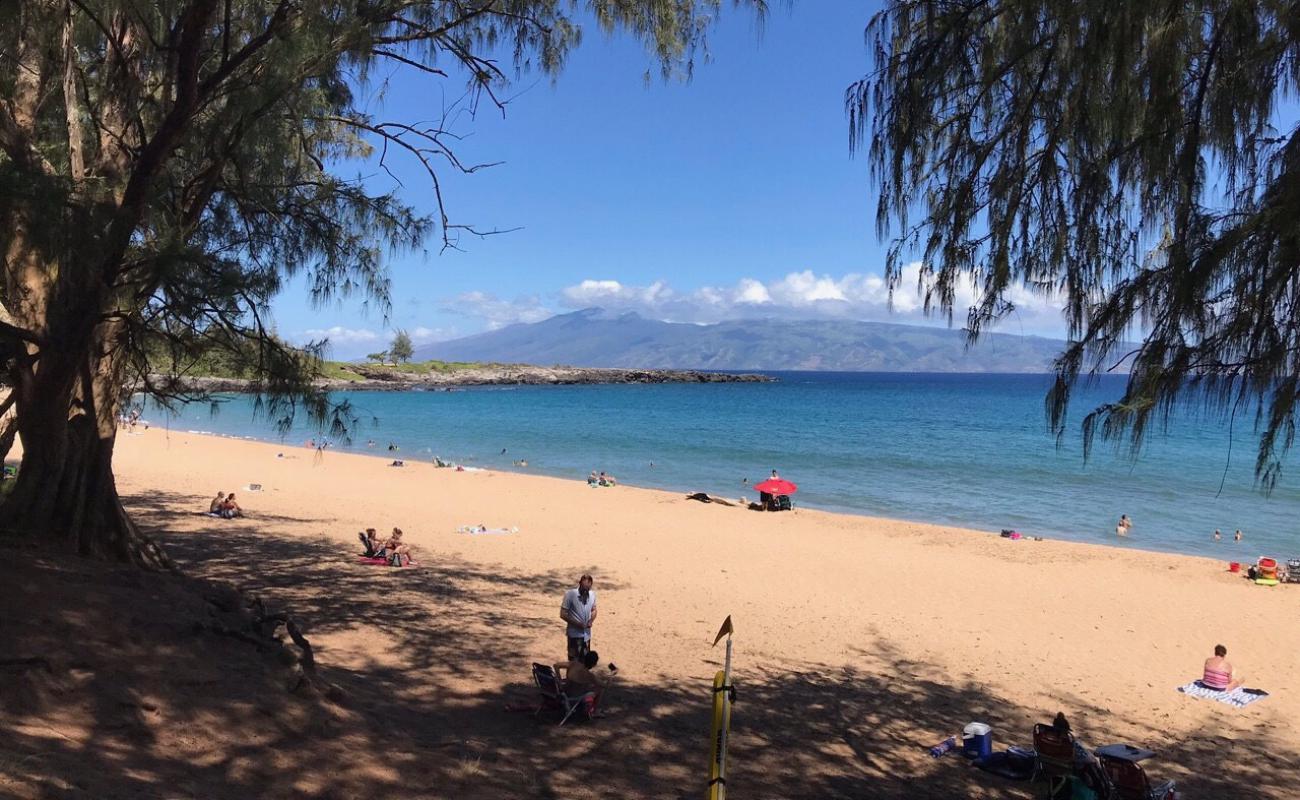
[{"xmin": 707, "ymin": 617, "xmax": 734, "ymax": 800}]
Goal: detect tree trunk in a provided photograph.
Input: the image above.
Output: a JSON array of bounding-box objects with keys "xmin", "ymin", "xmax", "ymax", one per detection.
[{"xmin": 0, "ymin": 325, "xmax": 174, "ymax": 571}]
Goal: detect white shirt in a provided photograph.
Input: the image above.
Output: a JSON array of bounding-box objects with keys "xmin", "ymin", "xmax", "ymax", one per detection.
[{"xmin": 561, "ymin": 588, "xmax": 597, "ymax": 639}]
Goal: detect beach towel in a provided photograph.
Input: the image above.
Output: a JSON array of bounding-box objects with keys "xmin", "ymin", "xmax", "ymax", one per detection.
[
  {"xmin": 356, "ymin": 555, "xmax": 418, "ymax": 568},
  {"xmin": 457, "ymin": 525, "xmax": 518, "ymax": 535},
  {"xmin": 973, "ymin": 747, "xmax": 1037, "ymax": 781},
  {"xmin": 1177, "ymin": 681, "xmax": 1269, "ymax": 708}
]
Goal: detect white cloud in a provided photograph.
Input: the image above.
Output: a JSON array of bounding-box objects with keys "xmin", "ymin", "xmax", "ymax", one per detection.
[
  {"xmin": 553, "ymin": 264, "xmax": 1066, "ymax": 335},
  {"xmin": 409, "ymin": 326, "xmax": 454, "ymax": 344},
  {"xmin": 444, "ymin": 291, "xmax": 551, "ymax": 330},
  {"xmin": 298, "ymin": 326, "xmax": 382, "ymax": 345}
]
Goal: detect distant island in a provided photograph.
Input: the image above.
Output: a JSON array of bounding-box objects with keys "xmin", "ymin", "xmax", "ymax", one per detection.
[
  {"xmin": 413, "ymin": 308, "xmax": 1078, "ymax": 373},
  {"xmin": 165, "ymin": 360, "xmax": 773, "ymax": 393}
]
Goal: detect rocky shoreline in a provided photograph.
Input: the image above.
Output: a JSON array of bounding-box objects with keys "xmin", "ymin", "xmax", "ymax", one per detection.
[{"xmin": 165, "ymin": 364, "xmax": 774, "ymax": 393}]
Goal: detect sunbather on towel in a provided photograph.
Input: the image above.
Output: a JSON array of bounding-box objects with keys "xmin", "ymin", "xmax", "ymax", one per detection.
[
  {"xmin": 219, "ymin": 493, "xmax": 243, "ymax": 519},
  {"xmin": 1203, "ymin": 644, "xmax": 1244, "ymax": 691},
  {"xmin": 377, "ymin": 527, "xmax": 411, "ymax": 566}
]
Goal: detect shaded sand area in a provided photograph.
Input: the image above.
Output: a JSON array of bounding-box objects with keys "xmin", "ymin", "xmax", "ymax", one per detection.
[{"xmin": 3, "ymin": 429, "xmax": 1298, "ymax": 798}]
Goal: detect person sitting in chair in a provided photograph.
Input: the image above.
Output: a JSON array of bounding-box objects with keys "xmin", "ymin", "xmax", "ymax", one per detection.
[
  {"xmin": 1048, "ymin": 712, "xmax": 1108, "ymax": 797},
  {"xmin": 357, "ymin": 528, "xmax": 381, "ymax": 557},
  {"xmin": 554, "ymin": 650, "xmax": 611, "ymax": 717},
  {"xmin": 1202, "ymin": 644, "xmax": 1244, "ymax": 691}
]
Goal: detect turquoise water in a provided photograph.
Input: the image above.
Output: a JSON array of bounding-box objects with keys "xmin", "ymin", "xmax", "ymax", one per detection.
[{"xmin": 146, "ymin": 372, "xmax": 1300, "ymax": 560}]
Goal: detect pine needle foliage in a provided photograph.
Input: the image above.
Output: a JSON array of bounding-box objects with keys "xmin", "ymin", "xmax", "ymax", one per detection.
[{"xmin": 849, "ymin": 0, "xmax": 1300, "ymax": 489}]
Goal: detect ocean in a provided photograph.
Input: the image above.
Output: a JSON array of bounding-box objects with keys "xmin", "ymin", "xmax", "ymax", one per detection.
[{"xmin": 145, "ymin": 372, "xmax": 1300, "ymax": 560}]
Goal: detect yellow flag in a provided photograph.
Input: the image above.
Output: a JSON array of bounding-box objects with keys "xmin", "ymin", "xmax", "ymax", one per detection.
[{"xmin": 712, "ymin": 615, "xmax": 734, "ymax": 647}]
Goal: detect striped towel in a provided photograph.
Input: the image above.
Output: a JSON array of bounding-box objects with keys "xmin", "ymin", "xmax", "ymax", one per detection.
[{"xmin": 1177, "ymin": 681, "xmax": 1269, "ymax": 708}]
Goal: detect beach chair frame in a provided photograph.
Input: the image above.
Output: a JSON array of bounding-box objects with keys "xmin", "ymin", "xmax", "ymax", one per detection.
[
  {"xmin": 1099, "ymin": 755, "xmax": 1176, "ymax": 800},
  {"xmin": 531, "ymin": 662, "xmax": 596, "ymax": 726},
  {"xmin": 1032, "ymin": 723, "xmax": 1081, "ymax": 799}
]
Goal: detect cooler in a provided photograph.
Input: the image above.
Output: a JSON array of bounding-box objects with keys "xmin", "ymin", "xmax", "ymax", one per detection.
[{"xmin": 962, "ymin": 722, "xmax": 993, "ymax": 759}]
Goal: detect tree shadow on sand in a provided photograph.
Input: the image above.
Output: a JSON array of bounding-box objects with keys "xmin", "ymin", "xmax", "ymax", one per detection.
[{"xmin": 0, "ymin": 491, "xmax": 1295, "ymax": 799}]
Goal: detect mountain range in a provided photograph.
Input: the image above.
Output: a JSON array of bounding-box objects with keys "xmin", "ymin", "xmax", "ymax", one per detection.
[{"xmin": 412, "ymin": 309, "xmax": 1072, "ymax": 372}]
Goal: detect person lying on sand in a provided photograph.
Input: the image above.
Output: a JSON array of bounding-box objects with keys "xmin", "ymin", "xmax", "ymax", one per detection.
[
  {"xmin": 209, "ymin": 492, "xmax": 226, "ymax": 515},
  {"xmin": 219, "ymin": 493, "xmax": 242, "ymax": 519},
  {"xmin": 1203, "ymin": 644, "xmax": 1244, "ymax": 691}
]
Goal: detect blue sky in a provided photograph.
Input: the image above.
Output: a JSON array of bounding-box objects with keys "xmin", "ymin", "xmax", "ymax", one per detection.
[{"xmin": 277, "ymin": 2, "xmax": 1067, "ymax": 358}]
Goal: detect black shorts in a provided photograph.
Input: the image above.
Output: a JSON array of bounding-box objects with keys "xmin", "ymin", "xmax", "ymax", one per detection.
[{"xmin": 567, "ymin": 636, "xmax": 590, "ymax": 660}]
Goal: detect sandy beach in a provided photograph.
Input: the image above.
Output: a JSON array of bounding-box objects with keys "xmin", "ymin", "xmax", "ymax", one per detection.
[{"xmin": 3, "ymin": 427, "xmax": 1298, "ymax": 799}]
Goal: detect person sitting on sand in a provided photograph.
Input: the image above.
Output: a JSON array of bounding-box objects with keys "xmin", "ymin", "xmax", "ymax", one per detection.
[
  {"xmin": 219, "ymin": 493, "xmax": 242, "ymax": 519},
  {"xmin": 377, "ymin": 527, "xmax": 411, "ymax": 566},
  {"xmin": 209, "ymin": 492, "xmax": 226, "ymax": 515},
  {"xmin": 1203, "ymin": 644, "xmax": 1244, "ymax": 691},
  {"xmin": 598, "ymin": 471, "xmax": 617, "ymax": 487},
  {"xmin": 588, "ymin": 471, "xmax": 599, "ymax": 486}
]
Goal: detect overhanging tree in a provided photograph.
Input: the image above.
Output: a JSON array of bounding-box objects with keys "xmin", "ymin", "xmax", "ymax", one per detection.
[
  {"xmin": 850, "ymin": 1, "xmax": 1300, "ymax": 488},
  {"xmin": 0, "ymin": 0, "xmax": 760, "ymax": 566}
]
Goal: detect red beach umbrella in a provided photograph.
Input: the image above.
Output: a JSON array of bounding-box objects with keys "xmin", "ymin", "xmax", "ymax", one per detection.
[{"xmin": 753, "ymin": 478, "xmax": 797, "ymax": 495}]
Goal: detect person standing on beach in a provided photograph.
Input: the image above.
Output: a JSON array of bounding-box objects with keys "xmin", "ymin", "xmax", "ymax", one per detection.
[{"xmin": 560, "ymin": 575, "xmax": 597, "ymax": 660}]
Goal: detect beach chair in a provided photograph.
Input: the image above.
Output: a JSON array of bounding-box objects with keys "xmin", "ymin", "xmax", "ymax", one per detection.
[
  {"xmin": 1032, "ymin": 723, "xmax": 1079, "ymax": 799},
  {"xmin": 1098, "ymin": 754, "xmax": 1176, "ymax": 800},
  {"xmin": 531, "ymin": 663, "xmax": 596, "ymax": 726}
]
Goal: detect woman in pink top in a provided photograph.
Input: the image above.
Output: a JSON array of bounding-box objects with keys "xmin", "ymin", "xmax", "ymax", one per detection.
[{"xmin": 1203, "ymin": 644, "xmax": 1243, "ymax": 691}]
